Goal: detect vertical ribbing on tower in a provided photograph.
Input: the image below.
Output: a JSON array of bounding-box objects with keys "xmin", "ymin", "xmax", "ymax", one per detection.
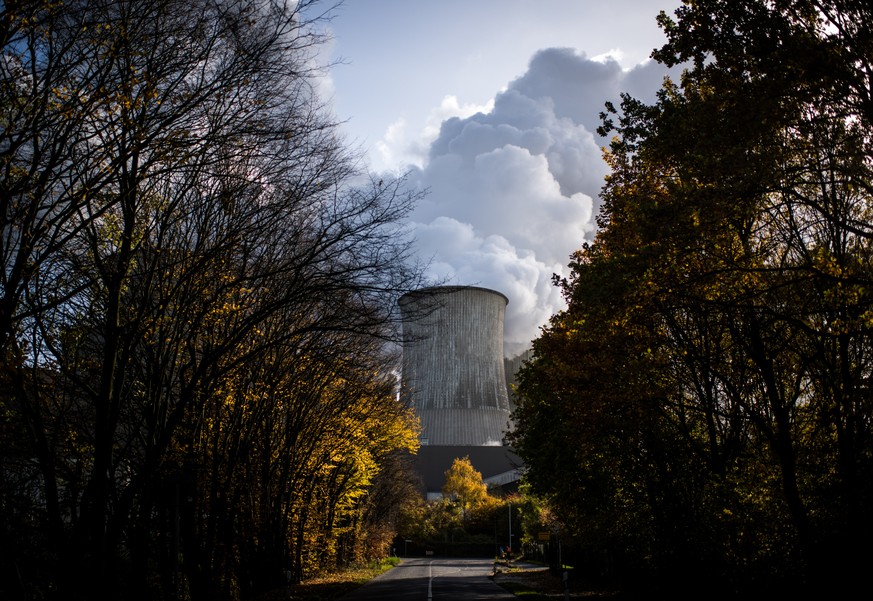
[{"xmin": 399, "ymin": 286, "xmax": 512, "ymax": 446}]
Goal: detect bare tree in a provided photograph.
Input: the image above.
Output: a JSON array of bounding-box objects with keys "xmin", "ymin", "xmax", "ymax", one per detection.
[{"xmin": 1, "ymin": 1, "xmax": 427, "ymax": 598}]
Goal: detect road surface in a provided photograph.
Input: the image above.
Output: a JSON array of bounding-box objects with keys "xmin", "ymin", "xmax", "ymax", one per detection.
[{"xmin": 338, "ymin": 557, "xmax": 516, "ymax": 600}]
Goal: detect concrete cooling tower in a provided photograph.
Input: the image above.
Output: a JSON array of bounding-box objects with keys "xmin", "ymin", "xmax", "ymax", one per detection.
[{"xmin": 399, "ymin": 286, "xmax": 513, "ymax": 446}]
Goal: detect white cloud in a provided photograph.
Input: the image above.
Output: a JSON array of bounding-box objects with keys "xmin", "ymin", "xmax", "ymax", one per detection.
[
  {"xmin": 591, "ymin": 48, "xmax": 625, "ymax": 64},
  {"xmin": 409, "ymin": 217, "xmax": 565, "ymax": 358},
  {"xmin": 396, "ymin": 48, "xmax": 674, "ymax": 357},
  {"xmin": 374, "ymin": 118, "xmax": 410, "ymax": 170},
  {"xmin": 376, "ymin": 95, "xmax": 494, "ymax": 170}
]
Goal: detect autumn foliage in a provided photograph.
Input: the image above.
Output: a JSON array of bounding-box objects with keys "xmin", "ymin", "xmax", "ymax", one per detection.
[
  {"xmin": 512, "ymin": 1, "xmax": 873, "ymax": 597},
  {"xmin": 0, "ymin": 1, "xmax": 423, "ymax": 599}
]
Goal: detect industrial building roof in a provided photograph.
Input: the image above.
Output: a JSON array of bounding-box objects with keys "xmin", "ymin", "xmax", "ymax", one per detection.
[{"xmin": 412, "ymin": 445, "xmax": 524, "ymax": 497}]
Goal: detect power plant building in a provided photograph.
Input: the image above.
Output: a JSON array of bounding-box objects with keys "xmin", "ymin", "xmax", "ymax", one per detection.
[{"xmin": 399, "ymin": 286, "xmax": 523, "ymax": 498}]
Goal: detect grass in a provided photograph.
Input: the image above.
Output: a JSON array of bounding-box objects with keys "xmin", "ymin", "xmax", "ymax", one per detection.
[
  {"xmin": 495, "ymin": 580, "xmax": 553, "ymax": 599},
  {"xmin": 253, "ymin": 557, "xmax": 400, "ymax": 601},
  {"xmin": 492, "ymin": 560, "xmax": 625, "ymax": 600}
]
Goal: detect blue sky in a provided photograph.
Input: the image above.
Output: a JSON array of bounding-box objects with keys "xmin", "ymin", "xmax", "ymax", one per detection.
[{"xmin": 319, "ymin": 0, "xmax": 683, "ymax": 355}]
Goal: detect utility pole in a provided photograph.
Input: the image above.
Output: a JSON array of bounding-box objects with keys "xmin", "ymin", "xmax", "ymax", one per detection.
[{"xmin": 508, "ymin": 502, "xmax": 512, "ymax": 557}]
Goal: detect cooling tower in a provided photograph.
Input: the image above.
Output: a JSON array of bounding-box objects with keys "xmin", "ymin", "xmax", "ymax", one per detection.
[{"xmin": 399, "ymin": 286, "xmax": 513, "ymax": 446}]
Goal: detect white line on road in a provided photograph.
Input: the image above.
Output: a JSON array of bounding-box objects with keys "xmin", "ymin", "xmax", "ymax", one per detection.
[{"xmin": 428, "ymin": 561, "xmax": 433, "ymax": 601}]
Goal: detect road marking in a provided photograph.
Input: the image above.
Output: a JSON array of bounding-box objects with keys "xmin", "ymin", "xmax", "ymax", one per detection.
[{"xmin": 428, "ymin": 561, "xmax": 433, "ymax": 601}]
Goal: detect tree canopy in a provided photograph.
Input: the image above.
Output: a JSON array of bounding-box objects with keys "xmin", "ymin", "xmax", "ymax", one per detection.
[
  {"xmin": 0, "ymin": 1, "xmax": 424, "ymax": 599},
  {"xmin": 442, "ymin": 456, "xmax": 489, "ymax": 516},
  {"xmin": 511, "ymin": 1, "xmax": 873, "ymax": 596}
]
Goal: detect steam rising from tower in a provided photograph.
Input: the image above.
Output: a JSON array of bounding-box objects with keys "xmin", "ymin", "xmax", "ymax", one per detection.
[{"xmin": 399, "ymin": 286, "xmax": 513, "ymax": 446}]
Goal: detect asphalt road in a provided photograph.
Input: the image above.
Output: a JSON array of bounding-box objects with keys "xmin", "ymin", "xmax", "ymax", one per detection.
[{"xmin": 338, "ymin": 557, "xmax": 516, "ymax": 601}]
